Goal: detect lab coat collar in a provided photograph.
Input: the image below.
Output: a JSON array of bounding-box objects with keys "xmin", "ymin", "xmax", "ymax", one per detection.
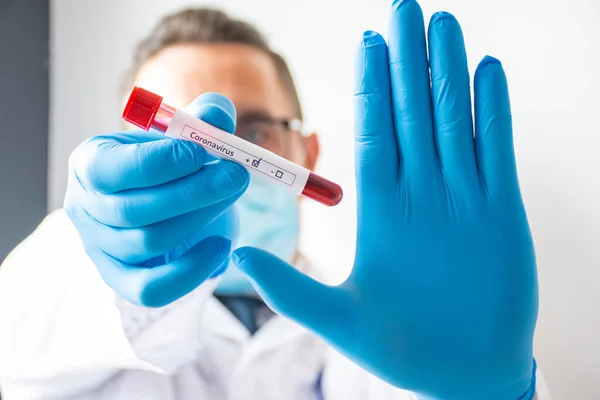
[
  {"xmin": 201, "ymin": 254, "xmax": 320, "ymax": 350},
  {"xmin": 201, "ymin": 295, "xmax": 313, "ymax": 359},
  {"xmin": 202, "ymin": 295, "xmax": 251, "ymax": 343}
]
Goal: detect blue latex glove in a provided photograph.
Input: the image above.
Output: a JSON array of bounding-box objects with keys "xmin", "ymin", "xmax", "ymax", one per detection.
[
  {"xmin": 232, "ymin": 1, "xmax": 538, "ymax": 399},
  {"xmin": 64, "ymin": 93, "xmax": 249, "ymax": 308}
]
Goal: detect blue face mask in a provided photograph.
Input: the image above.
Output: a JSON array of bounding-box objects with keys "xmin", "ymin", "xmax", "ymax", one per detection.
[{"xmin": 214, "ymin": 175, "xmax": 299, "ymax": 296}]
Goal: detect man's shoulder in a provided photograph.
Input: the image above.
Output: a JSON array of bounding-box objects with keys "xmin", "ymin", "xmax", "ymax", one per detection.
[
  {"xmin": 1, "ymin": 207, "xmax": 86, "ymax": 273},
  {"xmin": 35, "ymin": 207, "xmax": 77, "ymax": 237}
]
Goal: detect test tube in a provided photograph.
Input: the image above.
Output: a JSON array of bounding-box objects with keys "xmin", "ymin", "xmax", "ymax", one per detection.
[{"xmin": 122, "ymin": 87, "xmax": 343, "ymax": 207}]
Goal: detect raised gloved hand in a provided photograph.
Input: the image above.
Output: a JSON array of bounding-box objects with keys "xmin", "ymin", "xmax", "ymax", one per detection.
[
  {"xmin": 232, "ymin": 1, "xmax": 538, "ymax": 399},
  {"xmin": 64, "ymin": 94, "xmax": 249, "ymax": 307}
]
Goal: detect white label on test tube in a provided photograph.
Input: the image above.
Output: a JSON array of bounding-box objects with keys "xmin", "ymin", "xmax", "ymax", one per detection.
[{"xmin": 165, "ymin": 110, "xmax": 311, "ymax": 194}]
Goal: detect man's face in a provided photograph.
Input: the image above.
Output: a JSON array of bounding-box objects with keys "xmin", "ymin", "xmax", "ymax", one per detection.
[{"xmin": 132, "ymin": 43, "xmax": 319, "ymax": 170}]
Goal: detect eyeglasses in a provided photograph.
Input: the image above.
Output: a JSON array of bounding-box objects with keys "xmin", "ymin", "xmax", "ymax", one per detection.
[{"xmin": 235, "ymin": 117, "xmax": 303, "ymax": 157}]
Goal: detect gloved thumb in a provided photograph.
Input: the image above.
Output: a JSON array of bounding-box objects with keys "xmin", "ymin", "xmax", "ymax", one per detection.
[
  {"xmin": 184, "ymin": 92, "xmax": 237, "ymax": 133},
  {"xmin": 185, "ymin": 92, "xmax": 237, "ymax": 163},
  {"xmin": 232, "ymin": 246, "xmax": 354, "ymax": 341}
]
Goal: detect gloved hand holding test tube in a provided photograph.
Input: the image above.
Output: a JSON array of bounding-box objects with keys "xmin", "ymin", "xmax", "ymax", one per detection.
[{"xmin": 123, "ymin": 87, "xmax": 343, "ymax": 207}]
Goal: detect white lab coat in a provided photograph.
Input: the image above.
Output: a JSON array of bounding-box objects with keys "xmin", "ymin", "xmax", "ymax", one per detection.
[{"xmin": 0, "ymin": 210, "xmax": 552, "ymax": 400}]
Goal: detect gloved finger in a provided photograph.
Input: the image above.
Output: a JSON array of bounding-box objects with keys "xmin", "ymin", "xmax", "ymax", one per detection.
[
  {"xmin": 82, "ymin": 159, "xmax": 248, "ymax": 228},
  {"xmin": 388, "ymin": 0, "xmax": 437, "ymax": 181},
  {"xmin": 67, "ymin": 195, "xmax": 238, "ymax": 265},
  {"xmin": 184, "ymin": 92, "xmax": 237, "ymax": 163},
  {"xmin": 87, "ymin": 235, "xmax": 232, "ymax": 308},
  {"xmin": 354, "ymin": 30, "xmax": 399, "ymax": 207},
  {"xmin": 72, "ymin": 92, "xmax": 238, "ymax": 195},
  {"xmin": 233, "ymin": 247, "xmax": 355, "ymax": 342},
  {"xmin": 162, "ymin": 206, "xmax": 238, "ymax": 266},
  {"xmin": 474, "ymin": 56, "xmax": 518, "ymax": 199},
  {"xmin": 71, "ymin": 132, "xmax": 207, "ymax": 194},
  {"xmin": 428, "ymin": 12, "xmax": 478, "ymax": 194}
]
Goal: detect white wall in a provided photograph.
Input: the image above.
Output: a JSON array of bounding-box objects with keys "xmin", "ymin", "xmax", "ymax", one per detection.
[{"xmin": 51, "ymin": 1, "xmax": 599, "ymax": 398}]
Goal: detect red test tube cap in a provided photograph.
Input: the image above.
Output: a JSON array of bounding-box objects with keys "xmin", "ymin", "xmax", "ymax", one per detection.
[{"xmin": 122, "ymin": 87, "xmax": 163, "ymax": 131}]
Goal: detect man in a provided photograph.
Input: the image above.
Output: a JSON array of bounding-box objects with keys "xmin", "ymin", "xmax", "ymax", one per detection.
[{"xmin": 0, "ymin": 1, "xmax": 551, "ymax": 399}]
